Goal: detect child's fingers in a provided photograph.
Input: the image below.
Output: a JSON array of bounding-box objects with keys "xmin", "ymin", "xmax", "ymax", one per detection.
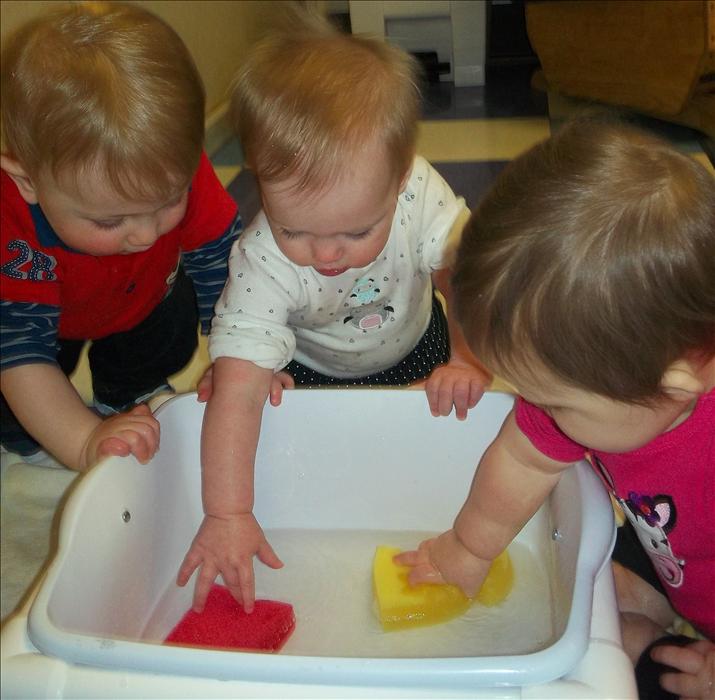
[
  {"xmin": 654, "ymin": 642, "xmax": 714, "ymax": 699},
  {"xmin": 427, "ymin": 393, "xmax": 440, "ymax": 417},
  {"xmin": 434, "ymin": 380, "xmax": 456, "ymax": 417},
  {"xmin": 176, "ymin": 548, "xmax": 202, "ymax": 587},
  {"xmin": 276, "ymin": 371, "xmax": 295, "ymax": 389},
  {"xmin": 238, "ymin": 561, "xmax": 256, "ymax": 614},
  {"xmin": 220, "ymin": 567, "xmax": 247, "ymax": 611},
  {"xmin": 468, "ymin": 381, "xmax": 485, "ymax": 408},
  {"xmin": 392, "ymin": 549, "xmax": 422, "ymax": 566},
  {"xmin": 192, "ymin": 563, "xmax": 219, "ymax": 613},
  {"xmin": 197, "ymin": 378, "xmax": 212, "ymax": 403},
  {"xmin": 196, "ymin": 367, "xmax": 214, "ymax": 403},
  {"xmin": 652, "ymin": 642, "xmax": 705, "ymax": 674},
  {"xmin": 127, "ymin": 407, "xmax": 161, "ymax": 440},
  {"xmin": 427, "ymin": 385, "xmax": 448, "ymax": 417},
  {"xmin": 269, "ymin": 371, "xmax": 295, "ymax": 406},
  {"xmin": 257, "ymin": 540, "xmax": 284, "ymax": 570},
  {"xmin": 407, "ymin": 563, "xmax": 445, "ymax": 587},
  {"xmin": 452, "ymin": 381, "xmax": 471, "ymax": 420},
  {"xmin": 96, "ymin": 436, "xmax": 131, "ymax": 458},
  {"xmin": 91, "ymin": 417, "xmax": 158, "ymax": 468},
  {"xmin": 659, "ymin": 671, "xmax": 705, "ymax": 700},
  {"xmin": 112, "ymin": 416, "xmax": 160, "ymax": 463},
  {"xmin": 120, "ymin": 428, "xmax": 158, "ymax": 464},
  {"xmin": 423, "ymin": 376, "xmax": 441, "ymax": 416},
  {"xmin": 106, "ymin": 411, "xmax": 160, "ymax": 452},
  {"xmin": 269, "ymin": 382, "xmax": 284, "ymax": 407}
]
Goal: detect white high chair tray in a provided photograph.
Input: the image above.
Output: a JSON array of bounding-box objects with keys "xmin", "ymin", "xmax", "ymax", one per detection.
[{"xmin": 1, "ymin": 391, "xmax": 636, "ymax": 698}]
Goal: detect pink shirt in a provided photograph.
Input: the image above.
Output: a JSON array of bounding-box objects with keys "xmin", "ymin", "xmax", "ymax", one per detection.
[{"xmin": 516, "ymin": 390, "xmax": 715, "ymax": 640}]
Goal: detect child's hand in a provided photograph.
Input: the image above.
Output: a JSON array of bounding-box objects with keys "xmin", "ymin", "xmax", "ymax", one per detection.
[
  {"xmin": 176, "ymin": 512, "xmax": 283, "ymax": 614},
  {"xmin": 83, "ymin": 404, "xmax": 160, "ymax": 470},
  {"xmin": 424, "ymin": 360, "xmax": 489, "ymax": 420},
  {"xmin": 196, "ymin": 365, "xmax": 214, "ymax": 402},
  {"xmin": 268, "ymin": 370, "xmax": 295, "ymax": 406},
  {"xmin": 393, "ymin": 529, "xmax": 493, "ymax": 598},
  {"xmin": 652, "ymin": 639, "xmax": 715, "ymax": 699},
  {"xmin": 197, "ymin": 366, "xmax": 294, "ymax": 406}
]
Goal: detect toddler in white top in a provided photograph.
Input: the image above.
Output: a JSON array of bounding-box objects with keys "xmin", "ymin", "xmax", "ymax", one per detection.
[
  {"xmin": 210, "ymin": 155, "xmax": 464, "ymax": 380},
  {"xmin": 177, "ymin": 12, "xmax": 490, "ymax": 613}
]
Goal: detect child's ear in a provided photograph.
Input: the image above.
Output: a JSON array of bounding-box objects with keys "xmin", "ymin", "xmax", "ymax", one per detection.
[
  {"xmin": 1, "ymin": 155, "xmax": 39, "ymax": 204},
  {"xmin": 660, "ymin": 358, "xmax": 707, "ymax": 399}
]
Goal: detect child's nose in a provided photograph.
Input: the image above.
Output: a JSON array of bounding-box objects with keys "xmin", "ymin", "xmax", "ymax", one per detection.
[
  {"xmin": 312, "ymin": 239, "xmax": 342, "ymax": 264},
  {"xmin": 129, "ymin": 220, "xmax": 161, "ymax": 247}
]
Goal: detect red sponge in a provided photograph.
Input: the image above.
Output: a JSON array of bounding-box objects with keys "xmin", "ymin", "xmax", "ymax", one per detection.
[{"xmin": 165, "ymin": 584, "xmax": 295, "ymax": 652}]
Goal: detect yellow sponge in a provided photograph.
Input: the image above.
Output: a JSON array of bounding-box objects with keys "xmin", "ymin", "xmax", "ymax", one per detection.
[
  {"xmin": 474, "ymin": 547, "xmax": 514, "ymax": 606},
  {"xmin": 373, "ymin": 546, "xmax": 514, "ymax": 631}
]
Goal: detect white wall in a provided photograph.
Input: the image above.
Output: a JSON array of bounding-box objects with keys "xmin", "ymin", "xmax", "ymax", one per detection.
[{"xmin": 348, "ymin": 0, "xmax": 487, "ymax": 86}]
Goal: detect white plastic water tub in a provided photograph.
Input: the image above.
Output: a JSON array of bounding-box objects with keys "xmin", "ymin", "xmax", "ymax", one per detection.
[{"xmin": 1, "ymin": 390, "xmax": 635, "ymax": 698}]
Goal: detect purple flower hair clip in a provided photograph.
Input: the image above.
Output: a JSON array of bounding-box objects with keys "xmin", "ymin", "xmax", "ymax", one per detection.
[{"xmin": 626, "ymin": 491, "xmax": 661, "ymax": 527}]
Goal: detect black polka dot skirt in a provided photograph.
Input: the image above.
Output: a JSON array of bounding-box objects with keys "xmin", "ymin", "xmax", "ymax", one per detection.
[{"xmin": 284, "ymin": 292, "xmax": 450, "ymax": 387}]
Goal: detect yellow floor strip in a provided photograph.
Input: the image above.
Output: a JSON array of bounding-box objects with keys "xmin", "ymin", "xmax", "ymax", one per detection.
[
  {"xmin": 417, "ymin": 118, "xmax": 551, "ymax": 162},
  {"xmin": 693, "ymin": 152, "xmax": 714, "ymax": 174},
  {"xmin": 214, "ymin": 165, "xmax": 241, "ymax": 187},
  {"xmin": 70, "ymin": 334, "xmax": 210, "ymax": 403}
]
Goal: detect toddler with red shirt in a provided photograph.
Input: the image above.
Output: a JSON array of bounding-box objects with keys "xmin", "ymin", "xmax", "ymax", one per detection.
[{"xmin": 1, "ymin": 2, "xmax": 240, "ymax": 471}]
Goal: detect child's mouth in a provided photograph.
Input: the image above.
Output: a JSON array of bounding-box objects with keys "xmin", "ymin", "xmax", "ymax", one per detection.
[{"xmin": 315, "ymin": 267, "xmax": 348, "ymax": 277}]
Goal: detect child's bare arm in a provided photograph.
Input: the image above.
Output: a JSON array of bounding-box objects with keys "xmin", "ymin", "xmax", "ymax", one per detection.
[
  {"xmin": 396, "ymin": 409, "xmax": 572, "ymax": 595},
  {"xmin": 177, "ymin": 357, "xmax": 283, "ymax": 613},
  {"xmin": 1, "ymin": 363, "xmax": 159, "ymax": 470}
]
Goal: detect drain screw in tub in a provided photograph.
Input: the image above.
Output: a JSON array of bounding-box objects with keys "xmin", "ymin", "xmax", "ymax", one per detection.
[
  {"xmin": 551, "ymin": 528, "xmax": 563, "ymax": 541},
  {"xmin": 121, "ymin": 510, "xmax": 131, "ymax": 523}
]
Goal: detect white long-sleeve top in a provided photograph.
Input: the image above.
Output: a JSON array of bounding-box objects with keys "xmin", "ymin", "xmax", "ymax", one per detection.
[{"xmin": 209, "ymin": 156, "xmax": 467, "ymax": 378}]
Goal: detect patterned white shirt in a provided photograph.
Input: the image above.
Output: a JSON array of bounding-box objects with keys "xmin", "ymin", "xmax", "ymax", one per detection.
[{"xmin": 210, "ymin": 156, "xmax": 467, "ymax": 378}]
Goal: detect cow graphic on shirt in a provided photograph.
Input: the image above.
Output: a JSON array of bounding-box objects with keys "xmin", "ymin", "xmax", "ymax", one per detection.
[
  {"xmin": 343, "ymin": 276, "xmax": 394, "ymax": 330},
  {"xmin": 621, "ymin": 491, "xmax": 685, "ymax": 588},
  {"xmin": 587, "ymin": 454, "xmax": 685, "ymax": 589}
]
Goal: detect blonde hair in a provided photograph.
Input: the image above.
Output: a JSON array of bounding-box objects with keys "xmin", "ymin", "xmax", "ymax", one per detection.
[
  {"xmin": 1, "ymin": 1, "xmax": 205, "ymax": 201},
  {"xmin": 454, "ymin": 117, "xmax": 715, "ymax": 403},
  {"xmin": 231, "ymin": 11, "xmax": 420, "ymax": 192}
]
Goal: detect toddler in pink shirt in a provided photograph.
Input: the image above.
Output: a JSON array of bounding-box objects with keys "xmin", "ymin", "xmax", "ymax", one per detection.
[{"xmin": 398, "ymin": 117, "xmax": 714, "ymax": 699}]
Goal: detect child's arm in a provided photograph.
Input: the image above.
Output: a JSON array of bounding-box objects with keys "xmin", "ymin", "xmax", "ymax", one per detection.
[
  {"xmin": 425, "ymin": 267, "xmax": 491, "ymax": 420},
  {"xmin": 177, "ymin": 356, "xmax": 283, "ymax": 614},
  {"xmin": 1, "ymin": 363, "xmax": 160, "ymax": 470},
  {"xmin": 395, "ymin": 409, "xmax": 572, "ymax": 596}
]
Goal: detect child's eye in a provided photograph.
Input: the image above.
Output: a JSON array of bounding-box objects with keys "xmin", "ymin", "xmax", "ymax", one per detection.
[
  {"xmin": 280, "ymin": 229, "xmax": 301, "ymax": 240},
  {"xmin": 349, "ymin": 229, "xmax": 372, "ymax": 240},
  {"xmin": 93, "ymin": 218, "xmax": 124, "ymax": 230}
]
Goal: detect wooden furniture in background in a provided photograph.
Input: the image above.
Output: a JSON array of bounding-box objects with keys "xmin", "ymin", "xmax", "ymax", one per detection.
[{"xmin": 526, "ymin": 0, "xmax": 715, "ymax": 139}]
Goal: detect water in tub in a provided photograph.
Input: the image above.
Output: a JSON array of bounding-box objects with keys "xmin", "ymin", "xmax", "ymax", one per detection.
[{"xmin": 150, "ymin": 529, "xmax": 555, "ymax": 658}]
